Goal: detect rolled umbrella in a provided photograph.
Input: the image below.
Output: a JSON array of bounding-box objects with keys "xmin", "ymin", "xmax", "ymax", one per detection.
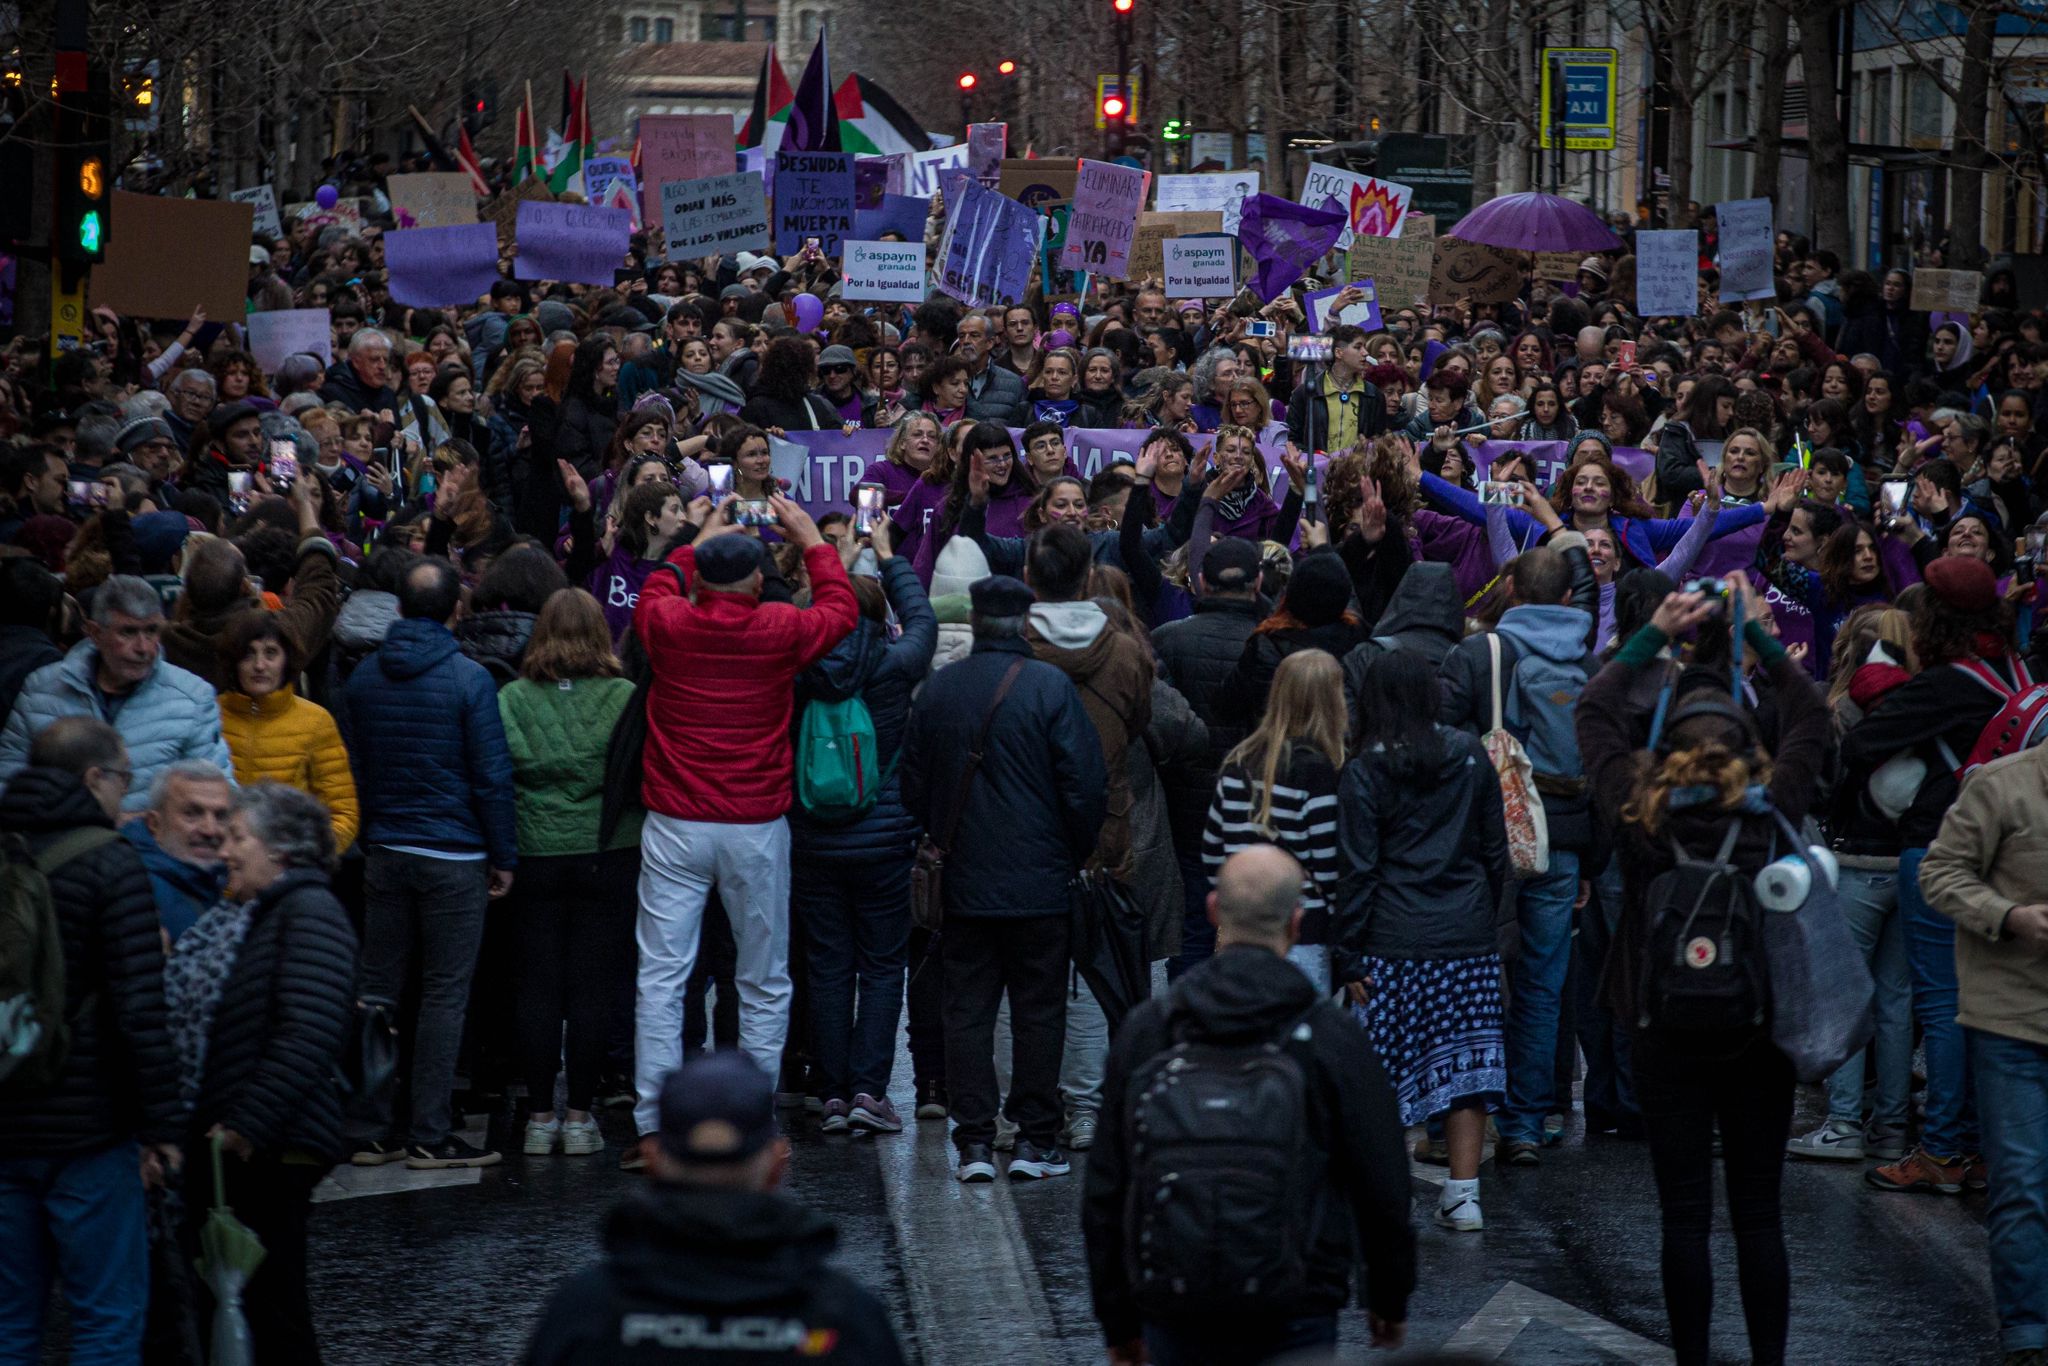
[
  {"xmin": 195, "ymin": 1135, "xmax": 265, "ymax": 1366},
  {"xmin": 1068, "ymin": 869, "xmax": 1151, "ymax": 1035},
  {"xmin": 1447, "ymin": 192, "xmax": 1620, "ymax": 254}
]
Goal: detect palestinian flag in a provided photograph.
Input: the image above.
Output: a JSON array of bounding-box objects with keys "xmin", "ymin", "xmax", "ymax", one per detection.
[
  {"xmin": 513, "ymin": 89, "xmax": 538, "ymax": 185},
  {"xmin": 738, "ymin": 46, "xmax": 793, "ymax": 149},
  {"xmin": 455, "ymin": 123, "xmax": 491, "ymax": 197},
  {"xmin": 834, "ymin": 75, "xmax": 935, "ymax": 157},
  {"xmin": 546, "ymin": 73, "xmax": 587, "ymax": 195}
]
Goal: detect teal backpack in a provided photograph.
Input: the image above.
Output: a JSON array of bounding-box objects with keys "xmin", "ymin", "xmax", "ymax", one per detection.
[{"xmin": 796, "ymin": 694, "xmax": 895, "ymax": 824}]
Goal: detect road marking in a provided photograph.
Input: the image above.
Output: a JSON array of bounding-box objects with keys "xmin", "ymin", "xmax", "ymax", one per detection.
[{"xmin": 1442, "ymin": 1280, "xmax": 1675, "ymax": 1363}]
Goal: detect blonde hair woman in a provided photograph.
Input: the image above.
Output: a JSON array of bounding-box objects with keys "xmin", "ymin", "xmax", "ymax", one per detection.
[{"xmin": 1199, "ymin": 649, "xmax": 1346, "ymax": 988}]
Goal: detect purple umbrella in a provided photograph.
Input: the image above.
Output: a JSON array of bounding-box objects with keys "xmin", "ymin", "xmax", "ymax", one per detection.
[{"xmin": 1447, "ymin": 192, "xmax": 1619, "ymax": 253}]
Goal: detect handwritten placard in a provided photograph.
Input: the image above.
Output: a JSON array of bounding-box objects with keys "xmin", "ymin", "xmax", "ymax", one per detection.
[
  {"xmin": 1910, "ymin": 268, "xmax": 1984, "ymax": 312},
  {"xmin": 774, "ymin": 151, "xmax": 856, "ymax": 254},
  {"xmin": 246, "ymin": 308, "xmax": 332, "ymax": 373},
  {"xmin": 841, "ymin": 240, "xmax": 928, "ymax": 303},
  {"xmin": 228, "ymin": 185, "xmax": 283, "ymax": 239},
  {"xmin": 1162, "ymin": 237, "xmax": 1237, "ymax": 298},
  {"xmin": 1129, "ymin": 211, "xmax": 1223, "ymax": 283},
  {"xmin": 1061, "ymin": 159, "xmax": 1150, "ymax": 280},
  {"xmin": 513, "ymin": 202, "xmax": 631, "ymax": 286},
  {"xmin": 1634, "ymin": 230, "xmax": 1700, "ymax": 316},
  {"xmin": 662, "ymin": 172, "xmax": 770, "ymax": 259},
  {"xmin": 1154, "ymin": 171, "xmax": 1260, "ymax": 236},
  {"xmin": 639, "ymin": 115, "xmax": 733, "ymax": 227},
  {"xmin": 937, "ymin": 181, "xmax": 1037, "ymax": 308},
  {"xmin": 1715, "ymin": 197, "xmax": 1776, "ymax": 302},
  {"xmin": 967, "ymin": 123, "xmax": 1006, "ymax": 186},
  {"xmin": 1346, "ymin": 213, "xmax": 1434, "ymax": 307},
  {"xmin": 386, "ymin": 222, "xmax": 503, "ymax": 306},
  {"xmin": 1300, "ymin": 164, "xmax": 1413, "ymax": 245},
  {"xmin": 387, "ymin": 172, "xmax": 476, "ymax": 229},
  {"xmin": 1428, "ymin": 236, "xmax": 1524, "ymax": 305}
]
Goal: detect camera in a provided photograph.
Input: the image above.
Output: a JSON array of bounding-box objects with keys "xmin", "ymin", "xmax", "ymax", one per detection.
[
  {"xmin": 1244, "ymin": 320, "xmax": 1276, "ymax": 339},
  {"xmin": 1683, "ymin": 576, "xmax": 1732, "ymax": 599}
]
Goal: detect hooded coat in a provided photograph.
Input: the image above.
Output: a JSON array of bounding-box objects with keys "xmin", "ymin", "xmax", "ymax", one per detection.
[
  {"xmin": 1028, "ymin": 600, "xmax": 1155, "ymax": 879},
  {"xmin": 523, "ymin": 1184, "xmax": 907, "ymax": 1365}
]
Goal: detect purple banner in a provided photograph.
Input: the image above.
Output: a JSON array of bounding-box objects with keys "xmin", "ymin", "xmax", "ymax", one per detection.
[
  {"xmin": 513, "ymin": 202, "xmax": 631, "ymax": 286},
  {"xmin": 937, "ymin": 181, "xmax": 1038, "ymax": 308},
  {"xmin": 1470, "ymin": 440, "xmax": 1652, "ymax": 490},
  {"xmin": 385, "ymin": 223, "xmax": 502, "ymax": 307}
]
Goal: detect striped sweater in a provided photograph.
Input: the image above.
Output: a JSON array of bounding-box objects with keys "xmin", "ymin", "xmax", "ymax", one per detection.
[{"xmin": 1201, "ymin": 741, "xmax": 1342, "ymax": 943}]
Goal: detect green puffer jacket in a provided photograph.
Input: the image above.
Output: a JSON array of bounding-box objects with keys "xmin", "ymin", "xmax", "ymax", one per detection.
[{"xmin": 498, "ymin": 676, "xmax": 642, "ymax": 856}]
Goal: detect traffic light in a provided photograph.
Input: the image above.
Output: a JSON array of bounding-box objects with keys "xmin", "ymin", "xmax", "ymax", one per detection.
[
  {"xmin": 53, "ymin": 72, "xmax": 110, "ymax": 265},
  {"xmin": 1162, "ymin": 117, "xmax": 1185, "ymax": 141},
  {"xmin": 997, "ymin": 60, "xmax": 1016, "ymax": 75},
  {"xmin": 1101, "ymin": 92, "xmax": 1125, "ymax": 120},
  {"xmin": 958, "ymin": 72, "xmax": 977, "ymax": 90},
  {"xmin": 1112, "ymin": 0, "xmax": 1133, "ymax": 12}
]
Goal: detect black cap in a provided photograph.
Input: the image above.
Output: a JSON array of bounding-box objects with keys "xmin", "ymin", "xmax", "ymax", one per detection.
[
  {"xmin": 657, "ymin": 1053, "xmax": 778, "ymax": 1164},
  {"xmin": 970, "ymin": 574, "xmax": 1034, "ymax": 617},
  {"xmin": 1201, "ymin": 537, "xmax": 1261, "ymax": 592},
  {"xmin": 693, "ymin": 534, "xmax": 766, "ymax": 585},
  {"xmin": 212, "ymin": 401, "xmax": 261, "ymax": 433}
]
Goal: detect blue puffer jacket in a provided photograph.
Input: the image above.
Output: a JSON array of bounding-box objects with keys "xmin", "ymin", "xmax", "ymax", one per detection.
[
  {"xmin": 0, "ymin": 643, "xmax": 232, "ymax": 813},
  {"xmin": 789, "ymin": 558, "xmax": 939, "ymax": 862},
  {"xmin": 122, "ymin": 822, "xmax": 226, "ymax": 944},
  {"xmin": 342, "ymin": 618, "xmax": 519, "ymax": 868}
]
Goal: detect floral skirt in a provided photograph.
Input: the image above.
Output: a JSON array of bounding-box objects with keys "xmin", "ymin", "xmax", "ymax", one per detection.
[{"xmin": 1352, "ymin": 952, "xmax": 1508, "ymax": 1128}]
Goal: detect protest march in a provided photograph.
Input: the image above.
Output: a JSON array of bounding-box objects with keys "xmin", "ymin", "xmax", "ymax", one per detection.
[{"xmin": 8, "ymin": 18, "xmax": 2048, "ymax": 1366}]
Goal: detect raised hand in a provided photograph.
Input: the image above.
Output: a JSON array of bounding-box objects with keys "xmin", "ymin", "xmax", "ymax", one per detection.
[{"xmin": 557, "ymin": 458, "xmax": 592, "ymax": 514}]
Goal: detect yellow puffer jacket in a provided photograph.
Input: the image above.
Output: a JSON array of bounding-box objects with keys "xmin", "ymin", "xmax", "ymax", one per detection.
[{"xmin": 218, "ymin": 687, "xmax": 360, "ymax": 850}]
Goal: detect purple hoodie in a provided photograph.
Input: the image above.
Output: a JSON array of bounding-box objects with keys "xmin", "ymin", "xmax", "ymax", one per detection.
[
  {"xmin": 860, "ymin": 457, "xmax": 923, "ymax": 506},
  {"xmin": 588, "ymin": 547, "xmax": 661, "ymax": 645}
]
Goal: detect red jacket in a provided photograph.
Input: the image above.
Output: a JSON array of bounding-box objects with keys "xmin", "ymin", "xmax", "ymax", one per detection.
[{"xmin": 635, "ymin": 539, "xmax": 858, "ymax": 824}]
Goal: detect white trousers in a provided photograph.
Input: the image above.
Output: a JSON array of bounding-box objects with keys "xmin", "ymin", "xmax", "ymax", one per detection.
[{"xmin": 633, "ymin": 812, "xmax": 792, "ymax": 1134}]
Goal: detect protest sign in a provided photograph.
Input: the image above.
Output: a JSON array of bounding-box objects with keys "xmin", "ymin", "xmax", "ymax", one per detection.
[
  {"xmin": 1429, "ymin": 236, "xmax": 1523, "ymax": 305},
  {"xmin": 1304, "ymin": 279, "xmax": 1383, "ymax": 332},
  {"xmin": 662, "ymin": 172, "xmax": 770, "ymax": 259},
  {"xmin": 387, "ymin": 172, "xmax": 476, "ymax": 228},
  {"xmin": 1715, "ymin": 198, "xmax": 1776, "ymax": 301},
  {"xmin": 907, "ymin": 144, "xmax": 970, "ymax": 197},
  {"xmin": 639, "ymin": 114, "xmax": 733, "ymax": 226},
  {"xmin": 854, "ymin": 154, "xmax": 907, "ymax": 208},
  {"xmin": 1154, "ymin": 171, "xmax": 1259, "ymax": 235},
  {"xmin": 1345, "ymin": 213, "xmax": 1433, "ymax": 307},
  {"xmin": 246, "ymin": 308, "xmax": 331, "ymax": 373},
  {"xmin": 95, "ymin": 192, "xmax": 251, "ymax": 319},
  {"xmin": 967, "ymin": 123, "xmax": 1006, "ymax": 186},
  {"xmin": 1000, "ymin": 158, "xmax": 1078, "ymax": 211},
  {"xmin": 854, "ymin": 193, "xmax": 930, "ymax": 244},
  {"xmin": 1472, "ymin": 440, "xmax": 1653, "ymax": 494},
  {"xmin": 582, "ymin": 157, "xmax": 637, "ymax": 212},
  {"xmin": 1299, "ymin": 163, "xmax": 1414, "ymax": 245},
  {"xmin": 937, "ymin": 181, "xmax": 1037, "ymax": 307},
  {"xmin": 1061, "ymin": 159, "xmax": 1149, "ymax": 279},
  {"xmin": 1162, "ymin": 237, "xmax": 1237, "ymax": 298},
  {"xmin": 1910, "ymin": 268, "xmax": 1984, "ymax": 312},
  {"xmin": 288, "ymin": 196, "xmax": 364, "ymax": 233},
  {"xmin": 774, "ymin": 150, "xmax": 856, "ymax": 254},
  {"xmin": 386, "ymin": 222, "xmax": 503, "ymax": 306},
  {"xmin": 1634, "ymin": 230, "xmax": 1700, "ymax": 316},
  {"xmin": 488, "ymin": 178, "xmax": 554, "ymax": 249},
  {"xmin": 1532, "ymin": 251, "xmax": 1583, "ymax": 282},
  {"xmin": 1039, "ymin": 204, "xmax": 1089, "ymax": 301},
  {"xmin": 1130, "ymin": 211, "xmax": 1223, "ymax": 282},
  {"xmin": 841, "ymin": 240, "xmax": 928, "ymax": 303},
  {"xmin": 513, "ymin": 201, "xmax": 631, "ymax": 286},
  {"xmin": 228, "ymin": 186, "xmax": 283, "ymax": 239}
]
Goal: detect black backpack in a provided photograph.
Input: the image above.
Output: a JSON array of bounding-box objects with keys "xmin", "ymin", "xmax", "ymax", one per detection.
[
  {"xmin": 1122, "ymin": 1008, "xmax": 1325, "ymax": 1317},
  {"xmin": 1636, "ymin": 820, "xmax": 1770, "ymax": 1034}
]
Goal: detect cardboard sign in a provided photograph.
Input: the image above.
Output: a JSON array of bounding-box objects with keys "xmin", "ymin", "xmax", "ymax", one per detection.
[
  {"xmin": 513, "ymin": 201, "xmax": 632, "ymax": 285},
  {"xmin": 1634, "ymin": 230, "xmax": 1700, "ymax": 317},
  {"xmin": 967, "ymin": 123, "xmax": 1007, "ymax": 186},
  {"xmin": 386, "ymin": 222, "xmax": 503, "ymax": 306},
  {"xmin": 1154, "ymin": 171, "xmax": 1260, "ymax": 236},
  {"xmin": 94, "ymin": 191, "xmax": 253, "ymax": 319},
  {"xmin": 1162, "ymin": 237, "xmax": 1237, "ymax": 298},
  {"xmin": 907, "ymin": 145, "xmax": 970, "ymax": 198},
  {"xmin": 640, "ymin": 114, "xmax": 734, "ymax": 227},
  {"xmin": 841, "ymin": 240, "xmax": 928, "ymax": 303},
  {"xmin": 1345, "ymin": 213, "xmax": 1434, "ymax": 308},
  {"xmin": 1061, "ymin": 159, "xmax": 1150, "ymax": 280},
  {"xmin": 488, "ymin": 178, "xmax": 554, "ymax": 250},
  {"xmin": 288, "ymin": 197, "xmax": 365, "ymax": 233},
  {"xmin": 937, "ymin": 181, "xmax": 1037, "ymax": 307},
  {"xmin": 246, "ymin": 308, "xmax": 332, "ymax": 373},
  {"xmin": 1910, "ymin": 268, "xmax": 1984, "ymax": 312},
  {"xmin": 1000, "ymin": 158, "xmax": 1078, "ymax": 211},
  {"xmin": 387, "ymin": 172, "xmax": 476, "ymax": 229},
  {"xmin": 662, "ymin": 172, "xmax": 770, "ymax": 259},
  {"xmin": 1129, "ymin": 211, "xmax": 1223, "ymax": 283},
  {"xmin": 1715, "ymin": 197, "xmax": 1776, "ymax": 302},
  {"xmin": 1532, "ymin": 251, "xmax": 1583, "ymax": 282},
  {"xmin": 228, "ymin": 186, "xmax": 283, "ymax": 239},
  {"xmin": 774, "ymin": 150, "xmax": 856, "ymax": 254},
  {"xmin": 1429, "ymin": 236, "xmax": 1524, "ymax": 305},
  {"xmin": 1299, "ymin": 163, "xmax": 1413, "ymax": 244},
  {"xmin": 1039, "ymin": 203, "xmax": 1089, "ymax": 301},
  {"xmin": 854, "ymin": 193, "xmax": 929, "ymax": 244},
  {"xmin": 1304, "ymin": 279, "xmax": 1383, "ymax": 332}
]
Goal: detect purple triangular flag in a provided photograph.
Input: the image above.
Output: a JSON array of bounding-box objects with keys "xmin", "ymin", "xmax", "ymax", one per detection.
[
  {"xmin": 784, "ymin": 33, "xmax": 841, "ymax": 153},
  {"xmin": 1236, "ymin": 193, "xmax": 1346, "ymax": 303}
]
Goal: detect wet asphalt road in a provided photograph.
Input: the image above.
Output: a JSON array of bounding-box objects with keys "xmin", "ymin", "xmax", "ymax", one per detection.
[{"xmin": 306, "ymin": 1047, "xmax": 2005, "ymax": 1366}]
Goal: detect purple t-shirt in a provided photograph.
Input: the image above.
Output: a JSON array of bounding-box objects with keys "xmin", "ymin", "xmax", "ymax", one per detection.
[
  {"xmin": 588, "ymin": 547, "xmax": 660, "ymax": 645},
  {"xmin": 860, "ymin": 458, "xmax": 923, "ymax": 506}
]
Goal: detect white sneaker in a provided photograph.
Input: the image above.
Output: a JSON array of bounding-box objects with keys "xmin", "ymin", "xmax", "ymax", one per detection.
[
  {"xmin": 1062, "ymin": 1110, "xmax": 1099, "ymax": 1151},
  {"xmin": 522, "ymin": 1118, "xmax": 561, "ymax": 1156},
  {"xmin": 1435, "ymin": 1194, "xmax": 1485, "ymax": 1232},
  {"xmin": 1786, "ymin": 1119, "xmax": 1865, "ymax": 1161},
  {"xmin": 560, "ymin": 1117, "xmax": 603, "ymax": 1156}
]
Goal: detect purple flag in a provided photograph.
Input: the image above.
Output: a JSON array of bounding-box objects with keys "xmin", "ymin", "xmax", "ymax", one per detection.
[
  {"xmin": 784, "ymin": 34, "xmax": 841, "ymax": 153},
  {"xmin": 1236, "ymin": 193, "xmax": 1345, "ymax": 303}
]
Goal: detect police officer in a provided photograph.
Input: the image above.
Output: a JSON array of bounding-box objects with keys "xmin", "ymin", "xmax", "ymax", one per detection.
[{"xmin": 522, "ymin": 1053, "xmax": 906, "ymax": 1364}]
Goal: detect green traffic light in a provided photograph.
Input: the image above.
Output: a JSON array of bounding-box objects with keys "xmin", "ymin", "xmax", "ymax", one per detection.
[
  {"xmin": 1162, "ymin": 119, "xmax": 1185, "ymax": 141},
  {"xmin": 78, "ymin": 210, "xmax": 102, "ymax": 253}
]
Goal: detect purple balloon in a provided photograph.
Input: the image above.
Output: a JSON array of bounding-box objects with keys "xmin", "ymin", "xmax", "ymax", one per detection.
[
  {"xmin": 314, "ymin": 185, "xmax": 339, "ymax": 210},
  {"xmin": 793, "ymin": 293, "xmax": 824, "ymax": 334}
]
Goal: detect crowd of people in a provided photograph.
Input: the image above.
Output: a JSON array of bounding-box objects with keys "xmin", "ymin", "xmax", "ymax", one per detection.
[{"xmin": 1, "ymin": 182, "xmax": 2045, "ymax": 1366}]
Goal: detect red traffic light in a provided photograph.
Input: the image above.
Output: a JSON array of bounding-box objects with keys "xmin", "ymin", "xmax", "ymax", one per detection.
[
  {"xmin": 1112, "ymin": 0, "xmax": 1134, "ymax": 12},
  {"xmin": 1101, "ymin": 94, "xmax": 1126, "ymax": 118},
  {"xmin": 998, "ymin": 60, "xmax": 1016, "ymax": 75},
  {"xmin": 958, "ymin": 72, "xmax": 977, "ymax": 90}
]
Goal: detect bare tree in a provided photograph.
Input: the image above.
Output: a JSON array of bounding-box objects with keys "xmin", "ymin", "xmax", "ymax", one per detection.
[{"xmin": 1789, "ymin": 0, "xmax": 1853, "ymax": 254}]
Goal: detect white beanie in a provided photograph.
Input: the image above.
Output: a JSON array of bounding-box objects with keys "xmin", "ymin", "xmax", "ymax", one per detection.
[{"xmin": 930, "ymin": 535, "xmax": 991, "ymax": 599}]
